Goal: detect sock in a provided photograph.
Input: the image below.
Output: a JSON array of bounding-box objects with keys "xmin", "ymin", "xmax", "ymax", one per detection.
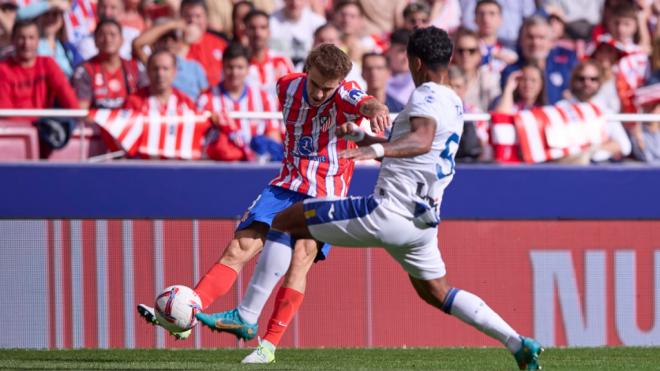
[
  {"xmin": 263, "ymin": 287, "xmax": 304, "ymax": 347},
  {"xmin": 193, "ymin": 263, "xmax": 237, "ymax": 310},
  {"xmin": 237, "ymin": 230, "xmax": 294, "ymax": 324},
  {"xmin": 443, "ymin": 288, "xmax": 522, "ymax": 353}
]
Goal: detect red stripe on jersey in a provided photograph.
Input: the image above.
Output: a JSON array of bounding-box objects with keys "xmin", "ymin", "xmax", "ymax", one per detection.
[
  {"xmin": 82, "ymin": 221, "xmax": 98, "ymax": 348},
  {"xmin": 529, "ymin": 108, "xmax": 553, "ymax": 161}
]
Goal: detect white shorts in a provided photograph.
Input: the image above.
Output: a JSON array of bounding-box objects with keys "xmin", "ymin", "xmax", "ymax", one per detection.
[{"xmin": 303, "ymin": 194, "xmax": 446, "ymax": 280}]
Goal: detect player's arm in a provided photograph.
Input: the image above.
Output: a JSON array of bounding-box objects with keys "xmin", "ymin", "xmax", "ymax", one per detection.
[
  {"xmin": 335, "ymin": 122, "xmax": 388, "ymax": 145},
  {"xmin": 340, "ymin": 116, "xmax": 436, "ymax": 160},
  {"xmin": 358, "ymin": 97, "xmax": 390, "ymax": 133}
]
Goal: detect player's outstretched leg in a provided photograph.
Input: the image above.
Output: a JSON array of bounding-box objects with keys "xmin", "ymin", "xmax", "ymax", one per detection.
[
  {"xmin": 196, "ymin": 230, "xmax": 295, "ymax": 340},
  {"xmin": 136, "ymin": 304, "xmax": 191, "ymax": 340},
  {"xmin": 137, "ymin": 225, "xmax": 267, "ymax": 340},
  {"xmin": 409, "ymin": 276, "xmax": 544, "ymax": 370}
]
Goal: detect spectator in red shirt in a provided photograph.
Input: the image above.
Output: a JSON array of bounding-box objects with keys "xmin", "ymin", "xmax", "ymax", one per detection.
[
  {"xmin": 0, "ymin": 18, "xmax": 78, "ymax": 110},
  {"xmin": 244, "ymin": 9, "xmax": 294, "ymax": 94},
  {"xmin": 123, "ymin": 50, "xmax": 195, "ymax": 113},
  {"xmin": 180, "ymin": 0, "xmax": 228, "ymax": 86},
  {"xmin": 72, "ymin": 19, "xmax": 146, "ymax": 109}
]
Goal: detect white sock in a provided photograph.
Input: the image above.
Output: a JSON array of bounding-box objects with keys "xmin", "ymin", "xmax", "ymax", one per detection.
[
  {"xmin": 445, "ymin": 288, "xmax": 522, "ymax": 353},
  {"xmin": 237, "ymin": 231, "xmax": 293, "ymax": 324}
]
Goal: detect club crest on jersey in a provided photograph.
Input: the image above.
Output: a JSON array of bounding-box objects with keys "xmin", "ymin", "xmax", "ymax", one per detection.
[{"xmin": 320, "ymin": 115, "xmax": 332, "ymax": 132}]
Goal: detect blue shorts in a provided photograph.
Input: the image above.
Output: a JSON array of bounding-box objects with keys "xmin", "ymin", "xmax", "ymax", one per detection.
[{"xmin": 236, "ymin": 185, "xmax": 331, "ymax": 261}]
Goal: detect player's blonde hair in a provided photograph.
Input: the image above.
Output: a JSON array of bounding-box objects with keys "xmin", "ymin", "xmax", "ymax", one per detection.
[{"xmin": 304, "ymin": 43, "xmax": 352, "ymax": 81}]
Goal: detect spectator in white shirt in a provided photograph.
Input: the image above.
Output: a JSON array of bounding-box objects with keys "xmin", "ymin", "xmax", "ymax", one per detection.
[{"xmin": 270, "ymin": 0, "xmax": 326, "ymax": 69}]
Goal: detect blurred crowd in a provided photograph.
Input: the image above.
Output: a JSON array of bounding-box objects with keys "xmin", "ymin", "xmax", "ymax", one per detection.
[{"xmin": 0, "ymin": 0, "xmax": 659, "ymax": 163}]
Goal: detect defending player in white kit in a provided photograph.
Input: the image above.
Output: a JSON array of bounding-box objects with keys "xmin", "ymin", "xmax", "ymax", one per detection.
[{"xmin": 253, "ymin": 27, "xmax": 544, "ymax": 370}]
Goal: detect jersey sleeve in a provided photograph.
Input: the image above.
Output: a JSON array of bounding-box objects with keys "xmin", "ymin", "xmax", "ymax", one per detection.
[
  {"xmin": 410, "ymin": 84, "xmax": 463, "ymax": 134},
  {"xmin": 409, "ymin": 84, "xmax": 443, "ymax": 120},
  {"xmin": 336, "ymin": 81, "xmax": 373, "ymax": 115}
]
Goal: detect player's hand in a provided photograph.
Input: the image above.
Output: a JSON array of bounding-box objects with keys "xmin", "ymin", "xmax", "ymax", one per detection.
[
  {"xmin": 339, "ymin": 146, "xmax": 379, "ymax": 160},
  {"xmin": 336, "ymin": 122, "xmax": 365, "ymax": 142},
  {"xmin": 370, "ymin": 107, "xmax": 390, "ymax": 134}
]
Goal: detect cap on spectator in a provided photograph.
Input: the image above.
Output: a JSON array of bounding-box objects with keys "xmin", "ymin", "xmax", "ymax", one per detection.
[{"xmin": 403, "ymin": 2, "xmax": 430, "ymax": 18}]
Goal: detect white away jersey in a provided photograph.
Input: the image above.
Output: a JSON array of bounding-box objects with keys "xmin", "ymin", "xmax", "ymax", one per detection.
[{"xmin": 375, "ymin": 82, "xmax": 464, "ymax": 218}]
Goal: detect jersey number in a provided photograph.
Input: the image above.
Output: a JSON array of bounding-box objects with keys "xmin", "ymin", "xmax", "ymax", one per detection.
[{"xmin": 437, "ymin": 133, "xmax": 460, "ymax": 179}]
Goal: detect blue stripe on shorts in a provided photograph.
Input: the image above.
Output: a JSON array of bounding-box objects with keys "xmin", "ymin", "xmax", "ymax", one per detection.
[{"xmin": 304, "ymin": 195, "xmax": 379, "ymax": 226}]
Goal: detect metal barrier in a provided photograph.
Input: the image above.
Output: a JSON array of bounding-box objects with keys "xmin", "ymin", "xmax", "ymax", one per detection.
[{"xmin": 0, "ymin": 109, "xmax": 658, "ymax": 162}]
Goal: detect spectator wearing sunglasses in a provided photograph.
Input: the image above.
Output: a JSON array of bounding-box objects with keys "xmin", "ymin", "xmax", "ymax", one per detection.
[
  {"xmin": 559, "ymin": 60, "xmax": 631, "ymax": 163},
  {"xmin": 452, "ymin": 28, "xmax": 500, "ymax": 112}
]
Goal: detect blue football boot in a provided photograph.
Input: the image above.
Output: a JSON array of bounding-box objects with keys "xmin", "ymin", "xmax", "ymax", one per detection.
[{"xmin": 196, "ymin": 308, "xmax": 258, "ymax": 340}]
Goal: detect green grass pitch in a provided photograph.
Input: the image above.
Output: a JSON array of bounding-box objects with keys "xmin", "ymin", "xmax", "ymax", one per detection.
[{"xmin": 1, "ymin": 347, "xmax": 659, "ymax": 370}]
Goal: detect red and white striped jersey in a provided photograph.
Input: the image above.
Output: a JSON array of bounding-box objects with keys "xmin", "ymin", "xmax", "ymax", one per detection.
[
  {"xmin": 270, "ymin": 73, "xmax": 373, "ymax": 197},
  {"xmin": 197, "ymin": 83, "xmax": 281, "ymax": 143},
  {"xmin": 247, "ymin": 49, "xmax": 294, "ymax": 93}
]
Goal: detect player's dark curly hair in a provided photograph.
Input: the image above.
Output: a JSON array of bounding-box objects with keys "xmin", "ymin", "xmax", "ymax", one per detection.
[{"xmin": 407, "ymin": 27, "xmax": 453, "ymax": 71}]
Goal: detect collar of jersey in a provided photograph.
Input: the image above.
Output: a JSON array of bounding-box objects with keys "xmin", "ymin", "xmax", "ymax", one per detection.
[{"xmin": 219, "ymin": 82, "xmax": 248, "ymax": 103}]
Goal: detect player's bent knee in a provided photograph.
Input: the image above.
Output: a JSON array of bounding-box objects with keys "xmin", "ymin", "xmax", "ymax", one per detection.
[{"xmin": 410, "ymin": 276, "xmax": 449, "ymax": 309}]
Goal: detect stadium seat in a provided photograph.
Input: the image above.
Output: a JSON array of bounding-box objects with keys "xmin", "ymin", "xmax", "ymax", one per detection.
[
  {"xmin": 0, "ymin": 120, "xmax": 39, "ymax": 160},
  {"xmin": 47, "ymin": 122, "xmax": 109, "ymax": 161}
]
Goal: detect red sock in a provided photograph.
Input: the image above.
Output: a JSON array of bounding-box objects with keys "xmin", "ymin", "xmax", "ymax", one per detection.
[
  {"xmin": 194, "ymin": 263, "xmax": 237, "ymax": 309},
  {"xmin": 263, "ymin": 287, "xmax": 304, "ymax": 347}
]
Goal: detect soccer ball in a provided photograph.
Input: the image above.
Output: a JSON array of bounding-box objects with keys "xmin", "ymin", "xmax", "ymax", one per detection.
[{"xmin": 154, "ymin": 285, "xmax": 202, "ymax": 333}]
